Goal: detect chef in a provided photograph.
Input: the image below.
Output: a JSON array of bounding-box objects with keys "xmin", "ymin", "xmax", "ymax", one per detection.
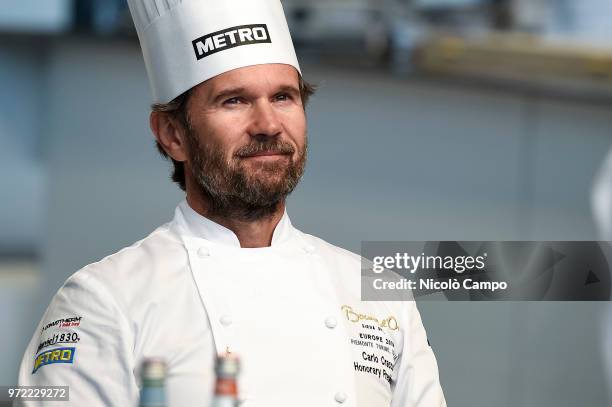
[{"xmin": 18, "ymin": 0, "xmax": 446, "ymax": 406}]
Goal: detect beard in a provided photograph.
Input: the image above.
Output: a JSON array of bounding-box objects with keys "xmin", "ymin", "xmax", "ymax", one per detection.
[{"xmin": 185, "ymin": 129, "xmax": 307, "ymax": 221}]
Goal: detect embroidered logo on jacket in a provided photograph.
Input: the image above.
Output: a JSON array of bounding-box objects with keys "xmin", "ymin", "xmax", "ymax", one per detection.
[
  {"xmin": 41, "ymin": 316, "xmax": 82, "ymax": 333},
  {"xmin": 37, "ymin": 332, "xmax": 81, "ymax": 353},
  {"xmin": 32, "ymin": 347, "xmax": 75, "ymax": 374},
  {"xmin": 341, "ymin": 305, "xmax": 399, "ymax": 331},
  {"xmin": 342, "ymin": 305, "xmax": 398, "ymax": 385}
]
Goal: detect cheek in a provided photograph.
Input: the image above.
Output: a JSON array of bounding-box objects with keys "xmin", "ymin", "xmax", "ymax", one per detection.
[
  {"xmin": 193, "ymin": 115, "xmax": 245, "ymax": 155},
  {"xmin": 285, "ymin": 111, "xmax": 307, "ymax": 148}
]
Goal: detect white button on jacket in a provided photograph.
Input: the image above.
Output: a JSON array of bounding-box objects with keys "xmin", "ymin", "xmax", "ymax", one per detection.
[
  {"xmin": 325, "ymin": 316, "xmax": 338, "ymax": 329},
  {"xmin": 18, "ymin": 200, "xmax": 446, "ymax": 407},
  {"xmin": 335, "ymin": 391, "xmax": 348, "ymax": 404},
  {"xmin": 219, "ymin": 315, "xmax": 233, "ymax": 327},
  {"xmin": 197, "ymin": 246, "xmax": 211, "ymax": 258}
]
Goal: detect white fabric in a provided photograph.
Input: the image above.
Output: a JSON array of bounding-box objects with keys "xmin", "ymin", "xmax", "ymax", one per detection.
[
  {"xmin": 127, "ymin": 0, "xmax": 301, "ymax": 103},
  {"xmin": 18, "ymin": 201, "xmax": 446, "ymax": 406},
  {"xmin": 592, "ymin": 149, "xmax": 612, "ymax": 241},
  {"xmin": 591, "ymin": 148, "xmax": 612, "ymax": 402},
  {"xmin": 178, "ymin": 200, "xmax": 292, "ymax": 247}
]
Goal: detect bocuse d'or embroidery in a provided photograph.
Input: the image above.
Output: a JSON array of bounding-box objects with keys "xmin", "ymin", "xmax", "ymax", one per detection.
[{"xmin": 341, "ymin": 305, "xmax": 399, "ymax": 331}]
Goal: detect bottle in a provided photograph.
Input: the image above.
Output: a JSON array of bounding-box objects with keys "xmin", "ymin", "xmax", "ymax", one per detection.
[
  {"xmin": 211, "ymin": 353, "xmax": 240, "ymax": 407},
  {"xmin": 138, "ymin": 358, "xmax": 167, "ymax": 407}
]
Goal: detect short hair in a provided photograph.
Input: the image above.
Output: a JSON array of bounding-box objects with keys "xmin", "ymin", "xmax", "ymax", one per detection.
[{"xmin": 151, "ymin": 75, "xmax": 316, "ymax": 191}]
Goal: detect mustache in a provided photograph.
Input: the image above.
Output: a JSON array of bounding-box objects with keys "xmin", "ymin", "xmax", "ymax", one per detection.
[{"xmin": 234, "ymin": 140, "xmax": 296, "ymax": 158}]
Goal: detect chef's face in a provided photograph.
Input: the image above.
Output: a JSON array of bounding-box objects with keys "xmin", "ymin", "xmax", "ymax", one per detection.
[{"xmin": 183, "ymin": 64, "xmax": 307, "ymax": 219}]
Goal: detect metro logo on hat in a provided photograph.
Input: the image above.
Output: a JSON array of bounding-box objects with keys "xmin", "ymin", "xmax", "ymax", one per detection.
[
  {"xmin": 127, "ymin": 0, "xmax": 301, "ymax": 103},
  {"xmin": 192, "ymin": 24, "xmax": 272, "ymax": 60}
]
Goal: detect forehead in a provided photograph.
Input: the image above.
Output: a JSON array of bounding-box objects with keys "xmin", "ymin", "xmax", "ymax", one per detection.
[{"xmin": 191, "ymin": 63, "xmax": 300, "ymax": 100}]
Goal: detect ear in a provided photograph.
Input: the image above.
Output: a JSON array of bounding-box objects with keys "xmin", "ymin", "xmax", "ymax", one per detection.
[{"xmin": 150, "ymin": 111, "xmax": 189, "ymax": 162}]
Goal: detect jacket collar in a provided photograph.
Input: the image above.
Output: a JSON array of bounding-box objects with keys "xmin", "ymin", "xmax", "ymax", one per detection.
[{"xmin": 175, "ymin": 199, "xmax": 295, "ymax": 248}]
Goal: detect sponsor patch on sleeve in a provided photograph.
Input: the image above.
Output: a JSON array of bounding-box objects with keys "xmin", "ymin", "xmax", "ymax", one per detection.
[
  {"xmin": 32, "ymin": 347, "xmax": 75, "ymax": 374},
  {"xmin": 41, "ymin": 316, "xmax": 82, "ymax": 333},
  {"xmin": 37, "ymin": 331, "xmax": 81, "ymax": 353}
]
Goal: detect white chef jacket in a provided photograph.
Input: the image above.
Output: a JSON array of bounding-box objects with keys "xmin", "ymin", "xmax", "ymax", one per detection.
[{"xmin": 18, "ymin": 200, "xmax": 446, "ymax": 407}]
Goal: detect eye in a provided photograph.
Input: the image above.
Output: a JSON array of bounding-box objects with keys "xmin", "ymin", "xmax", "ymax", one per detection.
[
  {"xmin": 223, "ymin": 97, "xmax": 242, "ymax": 105},
  {"xmin": 274, "ymin": 93, "xmax": 292, "ymax": 102}
]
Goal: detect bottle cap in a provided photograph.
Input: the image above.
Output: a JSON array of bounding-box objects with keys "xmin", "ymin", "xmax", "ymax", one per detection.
[
  {"xmin": 141, "ymin": 358, "xmax": 167, "ymax": 382},
  {"xmin": 215, "ymin": 353, "xmax": 240, "ymax": 378}
]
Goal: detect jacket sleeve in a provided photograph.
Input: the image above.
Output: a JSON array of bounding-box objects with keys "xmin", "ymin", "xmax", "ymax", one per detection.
[
  {"xmin": 16, "ymin": 268, "xmax": 138, "ymax": 407},
  {"xmin": 391, "ymin": 301, "xmax": 446, "ymax": 407}
]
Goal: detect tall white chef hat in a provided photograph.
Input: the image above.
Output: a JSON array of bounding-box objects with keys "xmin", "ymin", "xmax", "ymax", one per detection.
[{"xmin": 127, "ymin": 0, "xmax": 301, "ymax": 103}]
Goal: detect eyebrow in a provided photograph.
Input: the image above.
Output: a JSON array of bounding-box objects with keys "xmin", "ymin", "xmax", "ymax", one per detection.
[
  {"xmin": 211, "ymin": 87, "xmax": 247, "ymax": 104},
  {"xmin": 210, "ymin": 84, "xmax": 301, "ymax": 104},
  {"xmin": 276, "ymin": 85, "xmax": 301, "ymax": 98}
]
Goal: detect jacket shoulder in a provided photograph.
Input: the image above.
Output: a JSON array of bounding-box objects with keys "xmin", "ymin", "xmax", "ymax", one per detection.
[
  {"xmin": 55, "ymin": 221, "xmax": 187, "ymax": 315},
  {"xmin": 73, "ymin": 222, "xmax": 182, "ymax": 280},
  {"xmin": 299, "ymin": 232, "xmax": 362, "ymax": 265}
]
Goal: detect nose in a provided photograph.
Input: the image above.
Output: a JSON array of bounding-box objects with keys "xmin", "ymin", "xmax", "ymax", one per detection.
[{"xmin": 248, "ymin": 99, "xmax": 282, "ymax": 139}]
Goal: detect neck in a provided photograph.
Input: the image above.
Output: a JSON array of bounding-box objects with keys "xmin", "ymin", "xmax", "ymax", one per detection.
[{"xmin": 186, "ymin": 192, "xmax": 286, "ymax": 248}]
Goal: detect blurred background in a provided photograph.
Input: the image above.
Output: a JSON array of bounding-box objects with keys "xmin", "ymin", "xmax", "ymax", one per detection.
[{"xmin": 1, "ymin": 0, "xmax": 612, "ymax": 406}]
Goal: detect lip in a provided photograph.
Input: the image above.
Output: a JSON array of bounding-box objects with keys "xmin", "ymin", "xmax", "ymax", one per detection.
[{"xmin": 241, "ymin": 152, "xmax": 290, "ymax": 158}]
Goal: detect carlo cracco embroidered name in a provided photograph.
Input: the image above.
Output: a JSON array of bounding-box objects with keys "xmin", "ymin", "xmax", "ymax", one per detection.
[
  {"xmin": 371, "ymin": 252, "xmax": 487, "ymax": 274},
  {"xmin": 341, "ymin": 305, "xmax": 399, "ymax": 331}
]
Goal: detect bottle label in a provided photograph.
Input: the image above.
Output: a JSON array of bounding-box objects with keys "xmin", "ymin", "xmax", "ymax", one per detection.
[{"xmin": 214, "ymin": 378, "xmax": 237, "ymax": 397}]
